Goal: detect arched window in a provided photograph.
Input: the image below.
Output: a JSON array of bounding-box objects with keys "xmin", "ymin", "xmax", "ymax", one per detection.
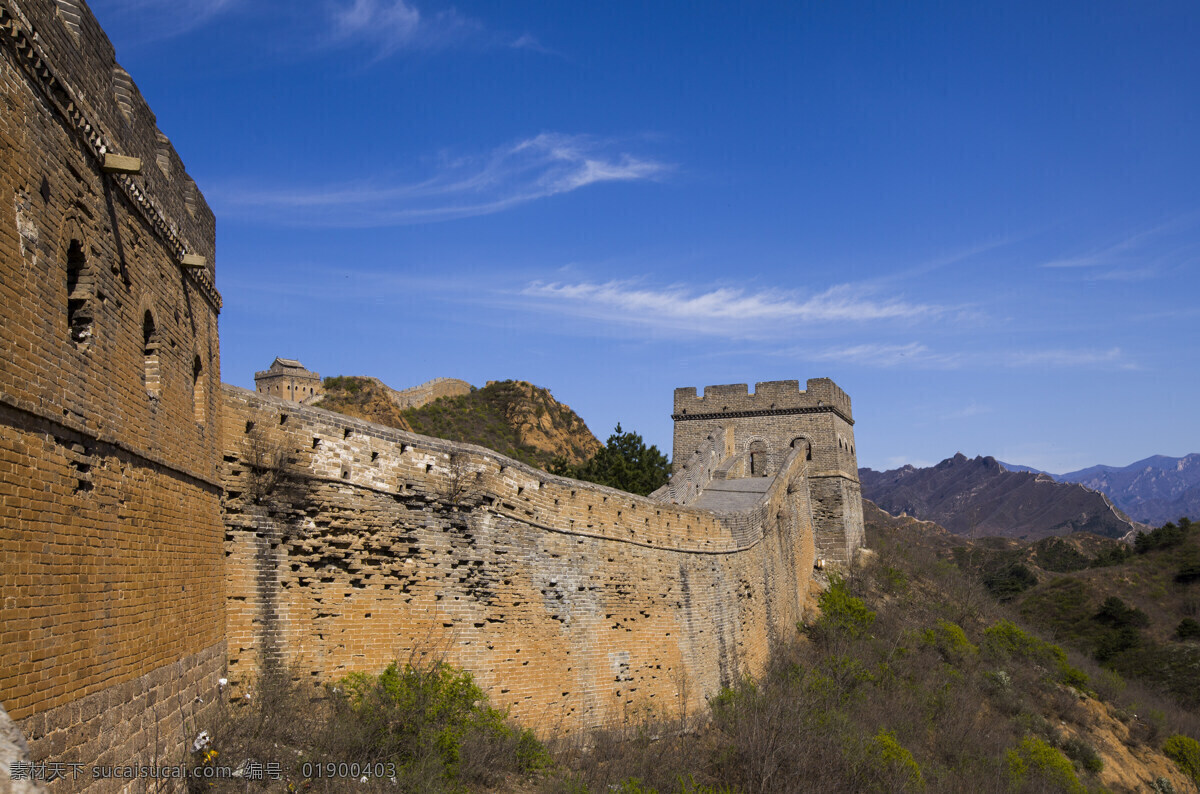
[
  {"xmin": 142, "ymin": 310, "xmax": 160, "ymax": 398},
  {"xmin": 66, "ymin": 239, "xmax": 93, "ymax": 346},
  {"xmin": 192, "ymin": 354, "xmax": 205, "ymax": 424}
]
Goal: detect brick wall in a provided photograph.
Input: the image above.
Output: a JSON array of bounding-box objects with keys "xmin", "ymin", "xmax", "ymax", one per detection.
[
  {"xmin": 221, "ymin": 387, "xmax": 817, "ymax": 732},
  {"xmin": 0, "ymin": 0, "xmax": 224, "ymax": 786},
  {"xmin": 387, "ymin": 377, "xmax": 473, "ymax": 410}
]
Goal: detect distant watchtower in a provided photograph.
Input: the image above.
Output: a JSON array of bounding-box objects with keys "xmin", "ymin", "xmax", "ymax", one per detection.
[
  {"xmin": 671, "ymin": 378, "xmax": 865, "ymax": 564},
  {"xmin": 255, "ymin": 358, "xmax": 322, "ymax": 403}
]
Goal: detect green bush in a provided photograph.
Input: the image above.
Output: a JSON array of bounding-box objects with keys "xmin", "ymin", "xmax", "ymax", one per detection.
[
  {"xmin": 867, "ymin": 729, "xmax": 925, "ymax": 790},
  {"xmin": 1094, "ymin": 625, "xmax": 1144, "ymax": 663},
  {"xmin": 983, "ymin": 562, "xmax": 1038, "ymax": 601},
  {"xmin": 1035, "ymin": 538, "xmax": 1092, "ymax": 573},
  {"xmin": 1175, "ymin": 564, "xmax": 1200, "ymax": 584},
  {"xmin": 1176, "ymin": 618, "xmax": 1200, "ymax": 641},
  {"xmin": 1006, "ymin": 736, "xmax": 1086, "ymax": 793},
  {"xmin": 1094, "ymin": 596, "xmax": 1150, "ymax": 628},
  {"xmin": 552, "ymin": 423, "xmax": 670, "ymax": 496},
  {"xmin": 1060, "ymin": 735, "xmax": 1103, "ymax": 773},
  {"xmin": 1135, "ymin": 521, "xmax": 1189, "ymax": 554},
  {"xmin": 334, "ymin": 660, "xmax": 546, "ymax": 778},
  {"xmin": 982, "ymin": 620, "xmax": 1091, "ymax": 693},
  {"xmin": 1163, "ymin": 734, "xmax": 1200, "ymax": 784},
  {"xmin": 1089, "ymin": 543, "xmax": 1134, "ymax": 567},
  {"xmin": 812, "ymin": 576, "xmax": 876, "ymax": 639},
  {"xmin": 880, "ymin": 565, "xmax": 909, "ymax": 594},
  {"xmin": 921, "ymin": 619, "xmax": 979, "ymax": 664}
]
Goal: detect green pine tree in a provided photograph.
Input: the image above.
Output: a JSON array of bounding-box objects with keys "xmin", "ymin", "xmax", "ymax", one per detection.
[{"xmin": 552, "ymin": 423, "xmax": 671, "ymax": 496}]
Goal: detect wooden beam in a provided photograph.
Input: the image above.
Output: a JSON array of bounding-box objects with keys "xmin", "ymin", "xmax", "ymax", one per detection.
[{"xmin": 102, "ymin": 153, "xmax": 142, "ymax": 174}]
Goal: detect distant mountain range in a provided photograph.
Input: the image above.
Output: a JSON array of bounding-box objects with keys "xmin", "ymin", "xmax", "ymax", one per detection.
[
  {"xmin": 859, "ymin": 453, "xmax": 1141, "ymax": 540},
  {"xmin": 998, "ymin": 454, "xmax": 1200, "ymax": 525}
]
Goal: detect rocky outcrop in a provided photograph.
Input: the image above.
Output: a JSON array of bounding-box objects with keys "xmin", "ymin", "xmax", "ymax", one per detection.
[
  {"xmin": 0, "ymin": 703, "xmax": 45, "ymax": 794},
  {"xmin": 490, "ymin": 380, "xmax": 602, "ymax": 466}
]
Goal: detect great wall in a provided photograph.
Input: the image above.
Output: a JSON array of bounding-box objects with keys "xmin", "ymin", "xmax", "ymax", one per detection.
[{"xmin": 0, "ymin": 1, "xmax": 864, "ymax": 790}]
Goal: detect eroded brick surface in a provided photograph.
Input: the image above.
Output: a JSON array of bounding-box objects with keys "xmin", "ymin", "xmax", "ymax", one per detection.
[{"xmin": 222, "ymin": 388, "xmax": 818, "ymax": 731}]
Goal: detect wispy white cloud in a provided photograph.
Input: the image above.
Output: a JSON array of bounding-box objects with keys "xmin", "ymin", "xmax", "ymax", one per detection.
[
  {"xmin": 1003, "ymin": 347, "xmax": 1133, "ymax": 369},
  {"xmin": 519, "ymin": 281, "xmax": 944, "ymax": 336},
  {"xmin": 328, "ymin": 0, "xmax": 479, "ymax": 56},
  {"xmin": 1041, "ymin": 213, "xmax": 1200, "ymax": 277},
  {"xmin": 212, "ymin": 133, "xmax": 669, "ymax": 227},
  {"xmin": 805, "ymin": 342, "xmax": 960, "ymax": 369},
  {"xmin": 508, "ymin": 32, "xmax": 559, "ymax": 55},
  {"xmin": 90, "ymin": 0, "xmax": 236, "ymax": 39}
]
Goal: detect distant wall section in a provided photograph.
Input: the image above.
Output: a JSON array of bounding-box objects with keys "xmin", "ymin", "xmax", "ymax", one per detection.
[
  {"xmin": 389, "ymin": 377, "xmax": 473, "ymax": 410},
  {"xmin": 221, "ymin": 387, "xmax": 816, "ymax": 732}
]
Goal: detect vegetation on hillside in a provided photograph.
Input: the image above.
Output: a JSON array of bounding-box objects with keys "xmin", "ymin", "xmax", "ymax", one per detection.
[
  {"xmin": 1012, "ymin": 518, "xmax": 1200, "ymax": 709},
  {"xmin": 319, "ymin": 378, "xmax": 602, "ymax": 470},
  {"xmin": 319, "ymin": 376, "xmax": 414, "ymax": 431},
  {"xmin": 400, "ymin": 380, "xmax": 601, "ymax": 469},
  {"xmin": 550, "ymin": 423, "xmax": 672, "ymax": 497},
  {"xmin": 935, "ymin": 514, "xmax": 1200, "ymax": 709},
  {"xmin": 540, "ymin": 530, "xmax": 1197, "ymax": 793},
  {"xmin": 190, "ymin": 660, "xmax": 549, "ymax": 793}
]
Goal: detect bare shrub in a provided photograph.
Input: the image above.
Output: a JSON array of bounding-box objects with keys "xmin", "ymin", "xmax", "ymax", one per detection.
[
  {"xmin": 245, "ymin": 425, "xmax": 288, "ymax": 504},
  {"xmin": 440, "ymin": 450, "xmax": 484, "ymax": 507}
]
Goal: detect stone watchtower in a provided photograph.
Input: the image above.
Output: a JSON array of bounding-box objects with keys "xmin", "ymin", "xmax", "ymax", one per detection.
[
  {"xmin": 255, "ymin": 357, "xmax": 322, "ymax": 403},
  {"xmin": 672, "ymin": 378, "xmax": 865, "ymax": 564}
]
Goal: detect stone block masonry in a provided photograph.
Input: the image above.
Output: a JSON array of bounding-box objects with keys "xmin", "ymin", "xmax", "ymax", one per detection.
[
  {"xmin": 221, "ymin": 386, "xmax": 818, "ymax": 732},
  {"xmin": 1, "ymin": 0, "xmax": 224, "ymax": 788}
]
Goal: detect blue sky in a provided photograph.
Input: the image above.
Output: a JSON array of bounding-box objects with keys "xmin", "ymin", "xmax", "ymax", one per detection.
[{"xmin": 90, "ymin": 0, "xmax": 1200, "ymax": 473}]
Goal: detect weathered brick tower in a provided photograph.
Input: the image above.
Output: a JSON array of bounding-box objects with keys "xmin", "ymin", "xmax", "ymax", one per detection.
[
  {"xmin": 0, "ymin": 0, "xmax": 224, "ymax": 782},
  {"xmin": 670, "ymin": 378, "xmax": 865, "ymax": 564},
  {"xmin": 254, "ymin": 356, "xmax": 322, "ymax": 402}
]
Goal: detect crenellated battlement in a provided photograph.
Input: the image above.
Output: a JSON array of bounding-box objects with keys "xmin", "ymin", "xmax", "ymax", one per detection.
[
  {"xmin": 674, "ymin": 378, "xmax": 853, "ymax": 424},
  {"xmin": 0, "ymin": 0, "xmax": 219, "ymax": 306}
]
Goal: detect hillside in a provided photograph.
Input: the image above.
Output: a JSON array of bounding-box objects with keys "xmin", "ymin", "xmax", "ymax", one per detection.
[
  {"xmin": 1001, "ymin": 454, "xmax": 1200, "ymax": 525},
  {"xmin": 860, "ymin": 453, "xmax": 1141, "ymax": 540},
  {"xmin": 317, "ymin": 376, "xmax": 415, "ymax": 431},
  {"xmin": 865, "ymin": 498, "xmax": 1200, "ymax": 715},
  {"xmin": 324, "ymin": 378, "xmax": 604, "ymax": 470}
]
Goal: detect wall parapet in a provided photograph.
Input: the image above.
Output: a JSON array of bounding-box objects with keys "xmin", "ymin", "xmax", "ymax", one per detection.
[
  {"xmin": 223, "ymin": 386, "xmax": 766, "ymax": 554},
  {"xmin": 650, "ymin": 427, "xmax": 725, "ymax": 505},
  {"xmin": 673, "ymin": 378, "xmax": 853, "ymax": 425},
  {"xmin": 0, "ymin": 0, "xmax": 220, "ymax": 309}
]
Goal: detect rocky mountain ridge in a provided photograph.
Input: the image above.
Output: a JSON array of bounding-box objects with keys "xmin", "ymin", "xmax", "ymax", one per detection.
[
  {"xmin": 1001, "ymin": 453, "xmax": 1200, "ymax": 525},
  {"xmin": 860, "ymin": 453, "xmax": 1142, "ymax": 540}
]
